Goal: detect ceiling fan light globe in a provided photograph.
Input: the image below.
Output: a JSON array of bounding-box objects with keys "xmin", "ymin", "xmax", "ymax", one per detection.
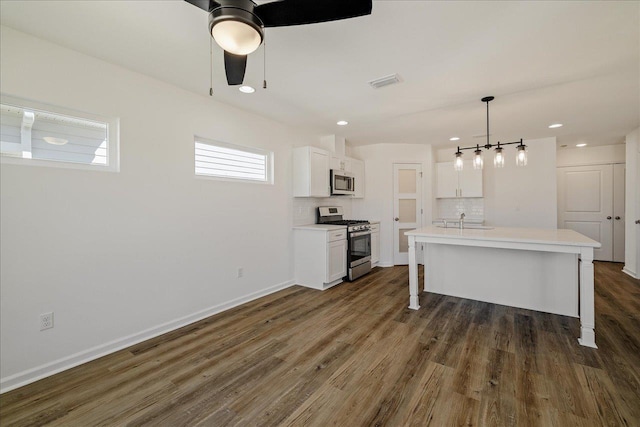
[{"xmin": 211, "ymin": 20, "xmax": 262, "ymax": 55}]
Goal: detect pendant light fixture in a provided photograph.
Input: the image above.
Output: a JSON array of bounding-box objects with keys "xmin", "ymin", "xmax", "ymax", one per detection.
[
  {"xmin": 473, "ymin": 145, "xmax": 483, "ymax": 170},
  {"xmin": 454, "ymin": 148, "xmax": 464, "ymax": 171},
  {"xmin": 452, "ymin": 96, "xmax": 527, "ymax": 170},
  {"xmin": 493, "ymin": 144, "xmax": 505, "ymax": 168},
  {"xmin": 516, "ymin": 141, "xmax": 528, "ymax": 166}
]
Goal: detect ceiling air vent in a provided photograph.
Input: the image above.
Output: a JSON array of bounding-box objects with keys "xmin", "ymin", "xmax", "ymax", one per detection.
[{"xmin": 368, "ymin": 74, "xmax": 402, "ymax": 89}]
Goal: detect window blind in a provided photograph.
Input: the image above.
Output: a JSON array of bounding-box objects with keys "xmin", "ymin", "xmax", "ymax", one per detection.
[{"xmin": 195, "ymin": 139, "xmax": 271, "ymax": 183}]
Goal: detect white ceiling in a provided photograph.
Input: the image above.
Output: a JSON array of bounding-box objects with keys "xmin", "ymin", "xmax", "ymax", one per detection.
[{"xmin": 1, "ymin": 0, "xmax": 638, "ymax": 149}]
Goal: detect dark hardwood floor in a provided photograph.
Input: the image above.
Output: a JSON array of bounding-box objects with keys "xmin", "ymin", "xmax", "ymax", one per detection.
[{"xmin": 1, "ymin": 262, "xmax": 639, "ymax": 426}]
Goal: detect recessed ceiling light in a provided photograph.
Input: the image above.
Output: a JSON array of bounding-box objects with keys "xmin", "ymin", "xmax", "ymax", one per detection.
[
  {"xmin": 239, "ymin": 85, "xmax": 255, "ymax": 94},
  {"xmin": 449, "ymin": 137, "xmax": 460, "ymax": 141},
  {"xmin": 337, "ymin": 120, "xmax": 348, "ymax": 126},
  {"xmin": 43, "ymin": 136, "xmax": 68, "ymax": 145},
  {"xmin": 549, "ymin": 123, "xmax": 563, "ymax": 129},
  {"xmin": 576, "ymin": 143, "xmax": 587, "ymax": 147}
]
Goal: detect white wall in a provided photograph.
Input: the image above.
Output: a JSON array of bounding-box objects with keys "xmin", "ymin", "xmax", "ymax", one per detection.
[
  {"xmin": 350, "ymin": 143, "xmax": 434, "ymax": 267},
  {"xmin": 556, "ymin": 144, "xmax": 625, "ymax": 167},
  {"xmin": 484, "ymin": 137, "xmax": 557, "ymax": 228},
  {"xmin": 624, "ymin": 128, "xmax": 639, "ymax": 278},
  {"xmin": 292, "ymin": 196, "xmax": 353, "ymax": 226},
  {"xmin": 0, "ymin": 26, "xmax": 316, "ymax": 391},
  {"xmin": 436, "ymin": 137, "xmax": 558, "ymax": 228}
]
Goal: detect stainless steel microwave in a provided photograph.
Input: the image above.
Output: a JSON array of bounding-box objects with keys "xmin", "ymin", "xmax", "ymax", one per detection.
[{"xmin": 331, "ymin": 170, "xmax": 355, "ymax": 195}]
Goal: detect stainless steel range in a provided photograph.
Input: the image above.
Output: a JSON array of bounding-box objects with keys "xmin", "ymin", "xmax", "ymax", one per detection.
[{"xmin": 317, "ymin": 207, "xmax": 372, "ymax": 281}]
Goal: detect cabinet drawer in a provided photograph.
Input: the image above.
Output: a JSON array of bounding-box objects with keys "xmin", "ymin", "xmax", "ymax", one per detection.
[{"xmin": 328, "ymin": 229, "xmax": 347, "ymax": 242}]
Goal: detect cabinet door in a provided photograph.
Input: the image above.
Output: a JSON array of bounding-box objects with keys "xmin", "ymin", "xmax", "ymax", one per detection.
[
  {"xmin": 458, "ymin": 162, "xmax": 483, "ymax": 197},
  {"xmin": 436, "ymin": 162, "xmax": 458, "ymax": 198},
  {"xmin": 330, "ymin": 156, "xmax": 343, "ymax": 171},
  {"xmin": 310, "ymin": 149, "xmax": 330, "ymax": 197},
  {"xmin": 351, "ymin": 159, "xmax": 365, "ymax": 198},
  {"xmin": 371, "ymin": 230, "xmax": 380, "ymax": 265},
  {"xmin": 327, "ymin": 239, "xmax": 347, "ymax": 282},
  {"xmin": 330, "ymin": 156, "xmax": 351, "ymax": 172}
]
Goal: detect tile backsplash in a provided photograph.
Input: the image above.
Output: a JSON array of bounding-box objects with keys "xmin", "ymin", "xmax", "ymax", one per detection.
[
  {"xmin": 436, "ymin": 198, "xmax": 484, "ymax": 221},
  {"xmin": 293, "ymin": 197, "xmax": 353, "ymax": 226}
]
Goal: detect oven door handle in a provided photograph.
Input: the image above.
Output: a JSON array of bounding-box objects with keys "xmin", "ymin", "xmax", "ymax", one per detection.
[{"xmin": 350, "ymin": 231, "xmax": 372, "ymax": 237}]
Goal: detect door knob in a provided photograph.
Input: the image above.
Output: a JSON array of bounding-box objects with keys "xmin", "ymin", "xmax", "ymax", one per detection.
[
  {"xmin": 394, "ymin": 217, "xmax": 400, "ymax": 221},
  {"xmin": 615, "ymin": 216, "xmax": 621, "ymax": 220},
  {"xmin": 606, "ymin": 216, "xmax": 612, "ymax": 220}
]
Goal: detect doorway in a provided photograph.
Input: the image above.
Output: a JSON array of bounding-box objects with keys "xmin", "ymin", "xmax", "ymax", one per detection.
[
  {"xmin": 557, "ymin": 163, "xmax": 625, "ymax": 262},
  {"xmin": 393, "ymin": 163, "xmax": 422, "ymax": 265}
]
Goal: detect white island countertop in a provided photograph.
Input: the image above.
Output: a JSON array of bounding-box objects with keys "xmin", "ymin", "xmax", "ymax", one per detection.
[
  {"xmin": 405, "ymin": 225, "xmax": 601, "ymax": 348},
  {"xmin": 406, "ymin": 226, "xmax": 600, "ymax": 248}
]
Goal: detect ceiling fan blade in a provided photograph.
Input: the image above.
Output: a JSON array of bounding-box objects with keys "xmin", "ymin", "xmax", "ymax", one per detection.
[
  {"xmin": 255, "ymin": 0, "xmax": 372, "ymax": 28},
  {"xmin": 184, "ymin": 0, "xmax": 220, "ymax": 12},
  {"xmin": 224, "ymin": 51, "xmax": 247, "ymax": 85}
]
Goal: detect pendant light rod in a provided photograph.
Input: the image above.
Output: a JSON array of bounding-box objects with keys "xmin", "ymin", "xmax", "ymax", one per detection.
[
  {"xmin": 483, "ymin": 95, "xmax": 493, "ymax": 149},
  {"xmin": 455, "ymin": 139, "xmax": 523, "ymax": 152}
]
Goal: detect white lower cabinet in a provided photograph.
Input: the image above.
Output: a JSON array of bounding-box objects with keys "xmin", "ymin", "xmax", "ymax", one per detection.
[
  {"xmin": 370, "ymin": 222, "xmax": 380, "ymax": 266},
  {"xmin": 327, "ymin": 239, "xmax": 348, "ymax": 283},
  {"xmin": 294, "ymin": 226, "xmax": 347, "ymax": 290}
]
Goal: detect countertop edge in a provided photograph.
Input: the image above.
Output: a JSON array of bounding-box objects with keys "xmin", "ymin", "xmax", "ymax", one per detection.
[{"xmin": 405, "ymin": 226, "xmax": 601, "ymax": 248}]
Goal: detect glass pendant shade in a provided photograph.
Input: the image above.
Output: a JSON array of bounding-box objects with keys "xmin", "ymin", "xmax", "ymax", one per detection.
[
  {"xmin": 473, "ymin": 149, "xmax": 483, "ymax": 170},
  {"xmin": 454, "ymin": 152, "xmax": 464, "ymax": 171},
  {"xmin": 211, "ymin": 20, "xmax": 262, "ymax": 55},
  {"xmin": 516, "ymin": 144, "xmax": 528, "ymax": 166},
  {"xmin": 494, "ymin": 147, "xmax": 505, "ymax": 168}
]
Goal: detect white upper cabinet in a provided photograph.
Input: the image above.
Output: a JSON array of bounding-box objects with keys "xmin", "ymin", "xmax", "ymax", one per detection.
[
  {"xmin": 293, "ymin": 146, "xmax": 330, "ymax": 197},
  {"xmin": 293, "ymin": 147, "xmax": 365, "ymax": 198},
  {"xmin": 350, "ymin": 158, "xmax": 365, "ymax": 199},
  {"xmin": 458, "ymin": 164, "xmax": 483, "ymax": 197},
  {"xmin": 331, "ymin": 155, "xmax": 351, "ymax": 172},
  {"xmin": 436, "ymin": 161, "xmax": 483, "ymax": 198},
  {"xmin": 436, "ymin": 162, "xmax": 459, "ymax": 198}
]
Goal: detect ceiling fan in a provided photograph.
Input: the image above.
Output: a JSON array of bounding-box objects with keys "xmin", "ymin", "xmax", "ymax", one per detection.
[{"xmin": 185, "ymin": 0, "xmax": 372, "ymax": 86}]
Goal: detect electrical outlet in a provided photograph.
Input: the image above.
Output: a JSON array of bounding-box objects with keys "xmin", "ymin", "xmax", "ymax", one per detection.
[
  {"xmin": 237, "ymin": 267, "xmax": 243, "ymax": 278},
  {"xmin": 40, "ymin": 312, "xmax": 54, "ymax": 330}
]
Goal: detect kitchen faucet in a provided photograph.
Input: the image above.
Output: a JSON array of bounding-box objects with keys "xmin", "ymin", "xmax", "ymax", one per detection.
[{"xmin": 459, "ymin": 213, "xmax": 465, "ymax": 229}]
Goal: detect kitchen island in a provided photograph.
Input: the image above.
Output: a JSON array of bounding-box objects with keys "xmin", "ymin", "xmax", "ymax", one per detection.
[{"xmin": 405, "ymin": 226, "xmax": 601, "ymax": 348}]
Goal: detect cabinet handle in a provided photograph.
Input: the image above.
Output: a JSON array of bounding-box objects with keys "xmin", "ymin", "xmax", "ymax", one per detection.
[
  {"xmin": 460, "ymin": 188, "xmax": 462, "ymax": 197},
  {"xmin": 636, "ymin": 219, "xmax": 640, "ymax": 224},
  {"xmin": 394, "ymin": 217, "xmax": 399, "ymax": 221},
  {"xmin": 615, "ymin": 216, "xmax": 621, "ymax": 220},
  {"xmin": 606, "ymin": 216, "xmax": 612, "ymax": 220}
]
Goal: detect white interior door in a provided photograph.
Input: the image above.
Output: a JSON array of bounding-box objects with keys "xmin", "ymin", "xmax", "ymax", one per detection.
[
  {"xmin": 557, "ymin": 165, "xmax": 613, "ymax": 261},
  {"xmin": 613, "ymin": 163, "xmax": 626, "ymax": 262},
  {"xmin": 393, "ymin": 164, "xmax": 422, "ymax": 265}
]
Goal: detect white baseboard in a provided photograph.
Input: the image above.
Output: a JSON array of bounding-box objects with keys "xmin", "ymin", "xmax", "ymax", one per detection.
[
  {"xmin": 622, "ymin": 267, "xmax": 638, "ymax": 279},
  {"xmin": 0, "ymin": 280, "xmax": 294, "ymax": 394},
  {"xmin": 376, "ymin": 262, "xmax": 394, "ymax": 268}
]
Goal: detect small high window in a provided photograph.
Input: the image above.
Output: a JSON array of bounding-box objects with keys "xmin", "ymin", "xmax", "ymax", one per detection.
[
  {"xmin": 0, "ymin": 96, "xmax": 118, "ymax": 171},
  {"xmin": 195, "ymin": 137, "xmax": 273, "ymax": 184}
]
